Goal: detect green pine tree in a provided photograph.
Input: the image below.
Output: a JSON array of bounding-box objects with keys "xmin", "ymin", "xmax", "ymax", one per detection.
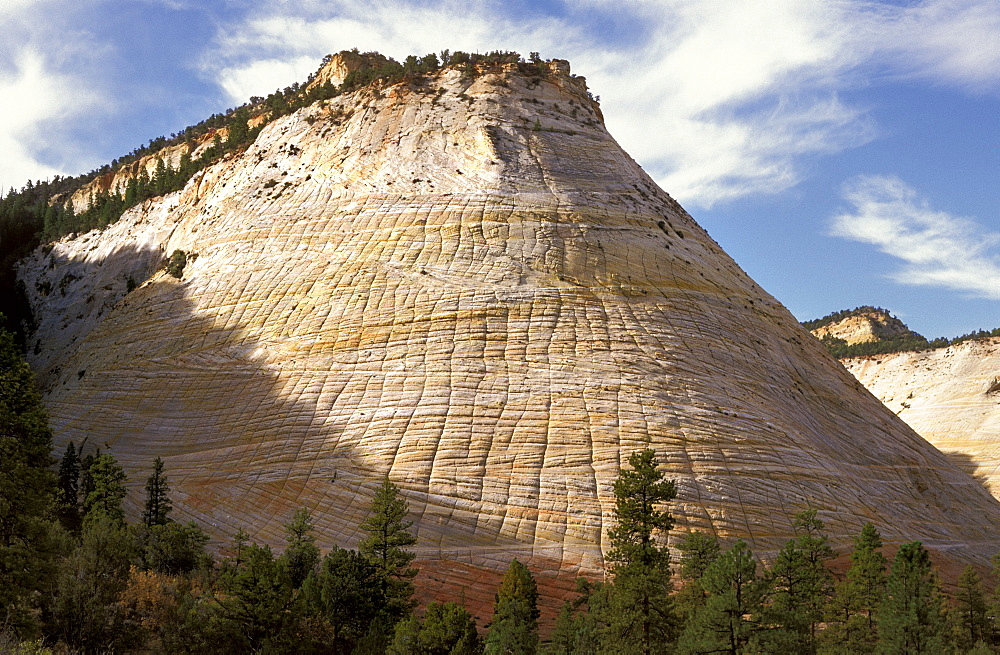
[
  {"xmin": 359, "ymin": 478, "xmax": 418, "ymax": 621},
  {"xmin": 760, "ymin": 510, "xmax": 834, "ymax": 653},
  {"xmin": 0, "ymin": 322, "xmax": 62, "ymax": 634},
  {"xmin": 877, "ymin": 541, "xmax": 949, "ymax": 654},
  {"xmin": 217, "ymin": 542, "xmax": 295, "ymax": 651},
  {"xmin": 953, "ymin": 565, "xmax": 989, "ymax": 651},
  {"xmin": 56, "ymin": 441, "xmax": 81, "ymax": 533},
  {"xmin": 387, "ymin": 601, "xmax": 482, "ymax": 655},
  {"xmin": 677, "ymin": 540, "xmax": 767, "ymax": 654},
  {"xmin": 280, "ymin": 506, "xmax": 320, "ymax": 589},
  {"xmin": 81, "ymin": 453, "xmax": 128, "ymax": 525},
  {"xmin": 820, "ymin": 522, "xmax": 886, "ymax": 653},
  {"xmin": 142, "ymin": 456, "xmax": 172, "ymax": 526},
  {"xmin": 484, "ymin": 558, "xmax": 539, "ymax": 654},
  {"xmin": 45, "ymin": 516, "xmax": 141, "ymax": 652},
  {"xmin": 301, "ymin": 546, "xmax": 386, "ymax": 651},
  {"xmin": 674, "ymin": 531, "xmax": 720, "ymax": 623},
  {"xmin": 604, "ymin": 449, "xmax": 678, "ymax": 654}
]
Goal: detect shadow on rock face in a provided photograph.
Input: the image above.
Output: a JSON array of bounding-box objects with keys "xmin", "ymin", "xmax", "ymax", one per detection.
[
  {"xmin": 941, "ymin": 449, "xmax": 994, "ymax": 497},
  {"xmin": 29, "ymin": 242, "xmax": 381, "ymax": 550}
]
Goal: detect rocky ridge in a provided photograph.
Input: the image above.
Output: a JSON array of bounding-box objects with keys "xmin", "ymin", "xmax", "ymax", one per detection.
[
  {"xmin": 810, "ymin": 307, "xmax": 915, "ymax": 345},
  {"xmin": 18, "ymin": 54, "xmax": 1000, "ymax": 611}
]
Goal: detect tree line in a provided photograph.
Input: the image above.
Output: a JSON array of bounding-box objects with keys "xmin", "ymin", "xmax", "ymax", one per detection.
[
  {"xmin": 3, "ymin": 318, "xmax": 1000, "ymax": 653},
  {"xmin": 803, "ymin": 306, "xmax": 1000, "ymax": 359}
]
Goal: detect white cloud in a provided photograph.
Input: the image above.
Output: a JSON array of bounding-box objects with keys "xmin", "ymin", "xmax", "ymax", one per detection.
[
  {"xmin": 197, "ymin": 0, "xmax": 1000, "ymax": 208},
  {"xmin": 881, "ymin": 0, "xmax": 1000, "ymax": 89},
  {"xmin": 832, "ymin": 175, "xmax": 1000, "ymax": 299},
  {"xmin": 0, "ymin": 2, "xmax": 104, "ymax": 193}
]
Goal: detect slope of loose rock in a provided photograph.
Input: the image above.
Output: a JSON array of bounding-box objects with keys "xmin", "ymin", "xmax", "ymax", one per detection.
[{"xmin": 19, "ymin": 58, "xmax": 1000, "ymax": 612}]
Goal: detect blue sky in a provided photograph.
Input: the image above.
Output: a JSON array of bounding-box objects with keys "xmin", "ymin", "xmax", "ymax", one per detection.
[{"xmin": 2, "ymin": 0, "xmax": 999, "ymax": 338}]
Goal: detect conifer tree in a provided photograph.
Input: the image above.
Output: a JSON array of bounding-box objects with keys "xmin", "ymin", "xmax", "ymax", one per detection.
[
  {"xmin": 301, "ymin": 546, "xmax": 385, "ymax": 651},
  {"xmin": 217, "ymin": 542, "xmax": 295, "ymax": 651},
  {"xmin": 81, "ymin": 453, "xmax": 128, "ymax": 525},
  {"xmin": 56, "ymin": 441, "xmax": 81, "ymax": 533},
  {"xmin": 280, "ymin": 506, "xmax": 320, "ymax": 589},
  {"xmin": 0, "ymin": 322, "xmax": 61, "ymax": 633},
  {"xmin": 677, "ymin": 540, "xmax": 767, "ymax": 654},
  {"xmin": 604, "ymin": 449, "xmax": 678, "ymax": 654},
  {"xmin": 142, "ymin": 456, "xmax": 172, "ymax": 526},
  {"xmin": 387, "ymin": 601, "xmax": 481, "ymax": 655},
  {"xmin": 359, "ymin": 478, "xmax": 418, "ymax": 620},
  {"xmin": 877, "ymin": 541, "xmax": 949, "ymax": 653},
  {"xmin": 675, "ymin": 531, "xmax": 720, "ymax": 622},
  {"xmin": 46, "ymin": 516, "xmax": 140, "ymax": 652},
  {"xmin": 821, "ymin": 522, "xmax": 886, "ymax": 652},
  {"xmin": 953, "ymin": 565, "xmax": 989, "ymax": 651},
  {"xmin": 761, "ymin": 510, "xmax": 834, "ymax": 653},
  {"xmin": 485, "ymin": 558, "xmax": 539, "ymax": 654}
]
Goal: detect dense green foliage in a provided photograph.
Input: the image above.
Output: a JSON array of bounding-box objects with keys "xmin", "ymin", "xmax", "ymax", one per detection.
[
  {"xmin": 389, "ymin": 602, "xmax": 482, "ymax": 655},
  {"xmin": 359, "ymin": 478, "xmax": 419, "ymax": 621},
  {"xmin": 605, "ymin": 449, "xmax": 679, "ymax": 654},
  {"xmin": 142, "ymin": 457, "xmax": 172, "ymax": 527},
  {"xmin": 878, "ymin": 541, "xmax": 949, "ymax": 653},
  {"xmin": 0, "ymin": 322, "xmax": 62, "ymax": 634},
  {"xmin": 803, "ymin": 305, "xmax": 1000, "ymax": 358}
]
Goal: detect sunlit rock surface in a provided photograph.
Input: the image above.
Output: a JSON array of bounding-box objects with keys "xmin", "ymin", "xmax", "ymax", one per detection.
[
  {"xmin": 842, "ymin": 339, "xmax": 1000, "ymax": 497},
  {"xmin": 20, "ymin": 59, "xmax": 1000, "ymax": 613}
]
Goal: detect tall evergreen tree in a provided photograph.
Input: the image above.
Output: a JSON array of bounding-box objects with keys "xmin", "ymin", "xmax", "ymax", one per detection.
[
  {"xmin": 677, "ymin": 540, "xmax": 767, "ymax": 654},
  {"xmin": 484, "ymin": 558, "xmax": 539, "ymax": 654},
  {"xmin": 604, "ymin": 449, "xmax": 678, "ymax": 654},
  {"xmin": 301, "ymin": 546, "xmax": 386, "ymax": 652},
  {"xmin": 359, "ymin": 478, "xmax": 418, "ymax": 621},
  {"xmin": 81, "ymin": 453, "xmax": 128, "ymax": 525},
  {"xmin": 142, "ymin": 456, "xmax": 172, "ymax": 527},
  {"xmin": 953, "ymin": 565, "xmax": 989, "ymax": 651},
  {"xmin": 387, "ymin": 601, "xmax": 482, "ymax": 655},
  {"xmin": 56, "ymin": 441, "xmax": 81, "ymax": 533},
  {"xmin": 760, "ymin": 510, "xmax": 834, "ymax": 653},
  {"xmin": 280, "ymin": 507, "xmax": 320, "ymax": 589},
  {"xmin": 217, "ymin": 542, "xmax": 295, "ymax": 652},
  {"xmin": 877, "ymin": 541, "xmax": 949, "ymax": 654},
  {"xmin": 45, "ymin": 516, "xmax": 141, "ymax": 652},
  {"xmin": 675, "ymin": 531, "xmax": 721, "ymax": 623},
  {"xmin": 821, "ymin": 522, "xmax": 886, "ymax": 653},
  {"xmin": 0, "ymin": 322, "xmax": 61, "ymax": 634},
  {"xmin": 547, "ymin": 578, "xmax": 605, "ymax": 655}
]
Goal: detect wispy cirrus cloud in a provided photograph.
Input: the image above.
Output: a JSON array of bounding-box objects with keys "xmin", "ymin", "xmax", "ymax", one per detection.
[{"xmin": 832, "ymin": 175, "xmax": 1000, "ymax": 299}]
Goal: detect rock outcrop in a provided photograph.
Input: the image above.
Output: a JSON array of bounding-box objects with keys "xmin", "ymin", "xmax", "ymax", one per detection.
[
  {"xmin": 19, "ymin": 56, "xmax": 1000, "ymax": 612},
  {"xmin": 842, "ymin": 338, "xmax": 1000, "ymax": 497},
  {"xmin": 811, "ymin": 307, "xmax": 917, "ymax": 345}
]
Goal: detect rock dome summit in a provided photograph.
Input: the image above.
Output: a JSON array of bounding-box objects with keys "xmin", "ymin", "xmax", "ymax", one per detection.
[{"xmin": 18, "ymin": 52, "xmax": 1000, "ymax": 606}]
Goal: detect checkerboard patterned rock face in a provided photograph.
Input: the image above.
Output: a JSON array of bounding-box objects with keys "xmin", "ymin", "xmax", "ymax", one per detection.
[{"xmin": 19, "ymin": 62, "xmax": 1000, "ymax": 605}]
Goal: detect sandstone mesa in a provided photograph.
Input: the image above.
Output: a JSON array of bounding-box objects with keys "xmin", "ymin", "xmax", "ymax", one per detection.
[{"xmin": 18, "ymin": 54, "xmax": 1000, "ymax": 611}]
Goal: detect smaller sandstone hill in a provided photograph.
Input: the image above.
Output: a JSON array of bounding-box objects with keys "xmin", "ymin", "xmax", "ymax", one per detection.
[{"xmin": 807, "ymin": 308, "xmax": 1000, "ymax": 498}]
